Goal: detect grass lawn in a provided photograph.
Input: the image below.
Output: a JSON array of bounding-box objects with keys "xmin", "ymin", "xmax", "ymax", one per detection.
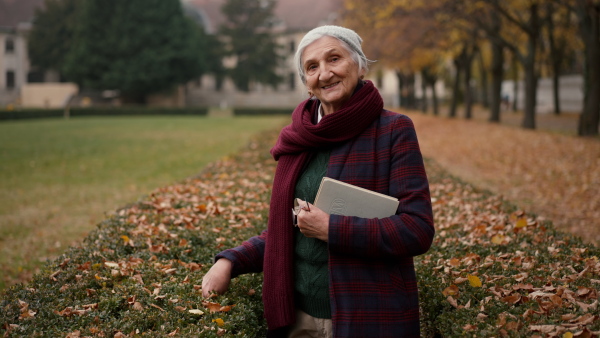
[{"xmin": 0, "ymin": 115, "xmax": 289, "ymax": 291}]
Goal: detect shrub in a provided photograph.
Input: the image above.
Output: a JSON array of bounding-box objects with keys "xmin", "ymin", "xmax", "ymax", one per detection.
[
  {"xmin": 0, "ymin": 107, "xmax": 208, "ymax": 121},
  {"xmin": 0, "ymin": 132, "xmax": 275, "ymax": 337},
  {"xmin": 1, "ymin": 130, "xmax": 598, "ymax": 337},
  {"xmin": 418, "ymin": 159, "xmax": 600, "ymax": 337},
  {"xmin": 232, "ymin": 107, "xmax": 292, "ymax": 116}
]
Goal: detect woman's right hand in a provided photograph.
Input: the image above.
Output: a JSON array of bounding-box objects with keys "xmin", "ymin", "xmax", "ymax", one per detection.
[{"xmin": 201, "ymin": 258, "xmax": 233, "ymax": 298}]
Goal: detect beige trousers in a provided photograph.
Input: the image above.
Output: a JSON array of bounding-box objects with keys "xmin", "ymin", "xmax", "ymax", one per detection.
[{"xmin": 287, "ymin": 309, "xmax": 333, "ymax": 338}]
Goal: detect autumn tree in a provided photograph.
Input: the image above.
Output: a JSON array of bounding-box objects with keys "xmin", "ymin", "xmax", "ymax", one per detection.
[
  {"xmin": 474, "ymin": 0, "xmax": 544, "ymax": 129},
  {"xmin": 342, "ymin": 0, "xmax": 451, "ymax": 110},
  {"xmin": 219, "ymin": 0, "xmax": 282, "ymax": 92},
  {"xmin": 63, "ymin": 0, "xmax": 209, "ymax": 103}
]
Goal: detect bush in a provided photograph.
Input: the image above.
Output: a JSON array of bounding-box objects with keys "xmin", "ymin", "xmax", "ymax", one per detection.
[
  {"xmin": 1, "ymin": 128, "xmax": 598, "ymax": 337},
  {"xmin": 418, "ymin": 159, "xmax": 600, "ymax": 337},
  {"xmin": 233, "ymin": 107, "xmax": 292, "ymax": 116},
  {"xmin": 0, "ymin": 132, "xmax": 275, "ymax": 337},
  {"xmin": 0, "ymin": 107, "xmax": 209, "ymax": 121}
]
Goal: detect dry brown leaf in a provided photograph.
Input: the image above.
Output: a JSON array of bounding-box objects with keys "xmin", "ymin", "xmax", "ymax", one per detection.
[
  {"xmin": 442, "ymin": 285, "xmax": 459, "ymax": 297},
  {"xmin": 446, "ymin": 296, "xmax": 459, "ymax": 308},
  {"xmin": 133, "ymin": 302, "xmax": 144, "ymax": 311},
  {"xmin": 530, "ymin": 325, "xmax": 557, "ymax": 333},
  {"xmin": 569, "ymin": 313, "xmax": 597, "ymax": 325}
]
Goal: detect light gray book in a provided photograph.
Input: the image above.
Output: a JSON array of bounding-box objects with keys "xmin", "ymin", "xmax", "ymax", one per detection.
[{"xmin": 314, "ymin": 177, "xmax": 399, "ymax": 219}]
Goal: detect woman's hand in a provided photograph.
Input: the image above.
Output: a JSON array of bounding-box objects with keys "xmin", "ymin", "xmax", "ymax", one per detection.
[
  {"xmin": 296, "ymin": 200, "xmax": 329, "ymax": 242},
  {"xmin": 201, "ymin": 258, "xmax": 232, "ymax": 298}
]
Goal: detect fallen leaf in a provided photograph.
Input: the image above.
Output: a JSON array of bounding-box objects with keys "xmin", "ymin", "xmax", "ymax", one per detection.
[
  {"xmin": 447, "ymin": 296, "xmax": 459, "ymax": 308},
  {"xmin": 468, "ymin": 275, "xmax": 482, "ymax": 287},
  {"xmin": 203, "ymin": 301, "xmax": 223, "ymax": 313},
  {"xmin": 442, "ymin": 285, "xmax": 459, "ymax": 297},
  {"xmin": 530, "ymin": 325, "xmax": 557, "ymax": 333},
  {"xmin": 491, "ymin": 234, "xmax": 504, "ymax": 244}
]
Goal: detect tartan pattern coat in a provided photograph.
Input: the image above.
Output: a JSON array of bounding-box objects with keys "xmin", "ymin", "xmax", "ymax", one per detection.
[{"xmin": 216, "ymin": 110, "xmax": 435, "ymax": 337}]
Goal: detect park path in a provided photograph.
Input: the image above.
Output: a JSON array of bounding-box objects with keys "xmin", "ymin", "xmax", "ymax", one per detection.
[{"xmin": 399, "ymin": 108, "xmax": 600, "ymax": 245}]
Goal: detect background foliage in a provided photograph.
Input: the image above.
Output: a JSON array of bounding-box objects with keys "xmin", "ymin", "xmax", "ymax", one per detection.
[{"xmin": 219, "ymin": 0, "xmax": 283, "ymax": 92}]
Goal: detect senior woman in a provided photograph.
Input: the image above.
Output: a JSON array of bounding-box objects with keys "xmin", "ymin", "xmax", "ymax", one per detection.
[{"xmin": 202, "ymin": 25, "xmax": 434, "ymax": 337}]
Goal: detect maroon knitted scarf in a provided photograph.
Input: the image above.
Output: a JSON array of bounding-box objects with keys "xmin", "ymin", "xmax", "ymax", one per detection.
[{"xmin": 264, "ymin": 80, "xmax": 384, "ymax": 330}]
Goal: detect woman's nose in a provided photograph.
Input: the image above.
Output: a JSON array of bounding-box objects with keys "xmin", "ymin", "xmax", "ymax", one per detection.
[{"xmin": 318, "ymin": 65, "xmax": 333, "ymax": 81}]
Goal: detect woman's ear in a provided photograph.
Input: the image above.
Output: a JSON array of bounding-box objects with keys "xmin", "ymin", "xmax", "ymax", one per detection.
[{"xmin": 359, "ymin": 67, "xmax": 366, "ymax": 80}]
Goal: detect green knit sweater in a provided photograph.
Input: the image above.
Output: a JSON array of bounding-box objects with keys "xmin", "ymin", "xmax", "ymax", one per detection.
[{"xmin": 293, "ymin": 150, "xmax": 331, "ymax": 319}]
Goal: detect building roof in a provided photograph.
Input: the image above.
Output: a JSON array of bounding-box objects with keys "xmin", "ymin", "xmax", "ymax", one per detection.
[
  {"xmin": 0, "ymin": 0, "xmax": 342, "ymax": 34},
  {"xmin": 0, "ymin": 0, "xmax": 44, "ymax": 30},
  {"xmin": 184, "ymin": 0, "xmax": 342, "ymax": 34},
  {"xmin": 274, "ymin": 0, "xmax": 342, "ymax": 32}
]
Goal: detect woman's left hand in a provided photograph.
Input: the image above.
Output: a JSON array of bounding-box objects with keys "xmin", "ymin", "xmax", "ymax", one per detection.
[{"xmin": 296, "ymin": 200, "xmax": 329, "ymax": 242}]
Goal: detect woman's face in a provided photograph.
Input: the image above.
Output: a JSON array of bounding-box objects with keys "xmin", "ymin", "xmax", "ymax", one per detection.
[{"xmin": 302, "ymin": 36, "xmax": 365, "ymax": 115}]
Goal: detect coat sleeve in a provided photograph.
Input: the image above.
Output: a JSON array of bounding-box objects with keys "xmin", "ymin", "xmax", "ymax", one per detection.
[
  {"xmin": 327, "ymin": 115, "xmax": 435, "ymax": 259},
  {"xmin": 214, "ymin": 230, "xmax": 267, "ymax": 278}
]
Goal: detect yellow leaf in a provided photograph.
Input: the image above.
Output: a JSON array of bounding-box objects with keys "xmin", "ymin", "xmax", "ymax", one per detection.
[
  {"xmin": 121, "ymin": 235, "xmax": 130, "ymax": 244},
  {"xmin": 515, "ymin": 218, "xmax": 527, "ymax": 228},
  {"xmin": 468, "ymin": 275, "xmax": 482, "ymax": 287},
  {"xmin": 563, "ymin": 332, "xmax": 573, "ymax": 338},
  {"xmin": 188, "ymin": 309, "xmax": 204, "ymax": 315},
  {"xmin": 212, "ymin": 318, "xmax": 225, "ymax": 327},
  {"xmin": 491, "ymin": 234, "xmax": 504, "ymax": 244}
]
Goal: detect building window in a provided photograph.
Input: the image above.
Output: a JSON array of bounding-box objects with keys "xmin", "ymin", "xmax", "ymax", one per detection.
[
  {"xmin": 289, "ymin": 39, "xmax": 295, "ymax": 52},
  {"xmin": 289, "ymin": 72, "xmax": 295, "ymax": 90},
  {"xmin": 5, "ymin": 38, "xmax": 15, "ymax": 53},
  {"xmin": 6, "ymin": 71, "xmax": 16, "ymax": 89}
]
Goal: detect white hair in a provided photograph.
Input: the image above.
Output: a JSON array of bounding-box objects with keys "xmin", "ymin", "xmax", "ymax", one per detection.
[{"xmin": 294, "ymin": 26, "xmax": 373, "ymax": 84}]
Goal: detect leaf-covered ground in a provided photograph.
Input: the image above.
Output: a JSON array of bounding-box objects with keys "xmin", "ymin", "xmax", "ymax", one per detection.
[
  {"xmin": 1, "ymin": 112, "xmax": 598, "ymax": 337},
  {"xmin": 404, "ymin": 110, "xmax": 600, "ymax": 245}
]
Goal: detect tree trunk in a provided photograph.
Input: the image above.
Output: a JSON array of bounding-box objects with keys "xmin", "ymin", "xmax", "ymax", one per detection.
[
  {"xmin": 431, "ymin": 82, "xmax": 439, "ymax": 116},
  {"xmin": 490, "ymin": 39, "xmax": 504, "ymax": 122},
  {"xmin": 406, "ymin": 73, "xmax": 416, "ymax": 109},
  {"xmin": 449, "ymin": 57, "xmax": 462, "ymax": 118},
  {"xmin": 477, "ymin": 48, "xmax": 489, "ymax": 108},
  {"xmin": 577, "ymin": 2, "xmax": 600, "ymax": 136},
  {"xmin": 522, "ymin": 54, "xmax": 537, "ymax": 129},
  {"xmin": 511, "ymin": 54, "xmax": 519, "ymax": 112},
  {"xmin": 546, "ymin": 1, "xmax": 562, "ymax": 115},
  {"xmin": 464, "ymin": 51, "xmax": 474, "ymax": 119},
  {"xmin": 552, "ymin": 71, "xmax": 561, "ymax": 115},
  {"xmin": 421, "ymin": 71, "xmax": 428, "ymax": 113},
  {"xmin": 521, "ymin": 3, "xmax": 539, "ymax": 129},
  {"xmin": 396, "ymin": 70, "xmax": 404, "ymax": 108}
]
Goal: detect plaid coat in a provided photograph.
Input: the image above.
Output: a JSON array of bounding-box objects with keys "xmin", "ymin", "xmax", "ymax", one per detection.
[{"xmin": 217, "ymin": 110, "xmax": 435, "ymax": 337}]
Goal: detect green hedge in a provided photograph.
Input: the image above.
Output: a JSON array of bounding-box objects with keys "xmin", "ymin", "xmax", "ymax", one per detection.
[
  {"xmin": 232, "ymin": 107, "xmax": 292, "ymax": 116},
  {"xmin": 1, "ymin": 129, "xmax": 598, "ymax": 337},
  {"xmin": 0, "ymin": 107, "xmax": 209, "ymax": 121},
  {"xmin": 418, "ymin": 160, "xmax": 600, "ymax": 337},
  {"xmin": 0, "ymin": 130, "xmax": 275, "ymax": 337}
]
